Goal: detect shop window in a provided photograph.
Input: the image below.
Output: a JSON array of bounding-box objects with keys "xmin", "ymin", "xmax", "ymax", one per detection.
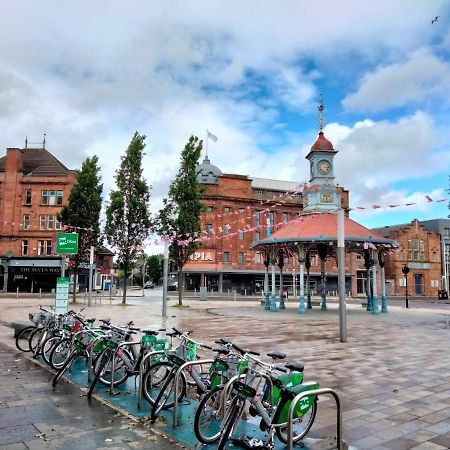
[
  {"xmin": 223, "ymin": 252, "xmax": 230, "ymax": 263},
  {"xmin": 25, "ymin": 189, "xmax": 32, "ymax": 205},
  {"xmin": 22, "ymin": 240, "xmax": 28, "ymax": 256},
  {"xmin": 23, "ymin": 214, "xmax": 30, "ymax": 230}
]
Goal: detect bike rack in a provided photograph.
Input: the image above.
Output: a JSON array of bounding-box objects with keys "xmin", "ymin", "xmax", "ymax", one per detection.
[
  {"xmin": 110, "ymin": 341, "xmax": 141, "ymax": 395},
  {"xmin": 287, "ymin": 387, "xmax": 342, "ymax": 450},
  {"xmin": 137, "ymin": 350, "xmax": 165, "ymax": 409},
  {"xmin": 87, "ymin": 334, "xmax": 108, "ymax": 382},
  {"xmin": 173, "ymin": 359, "xmax": 214, "ymax": 427}
]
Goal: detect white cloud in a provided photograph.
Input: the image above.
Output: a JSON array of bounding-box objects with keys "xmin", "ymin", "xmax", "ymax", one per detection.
[{"xmin": 343, "ymin": 48, "xmax": 450, "ymax": 112}]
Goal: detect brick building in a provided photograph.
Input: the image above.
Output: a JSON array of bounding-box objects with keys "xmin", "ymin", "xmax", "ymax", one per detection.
[
  {"xmin": 183, "ymin": 153, "xmax": 351, "ymax": 295},
  {"xmin": 373, "ymin": 219, "xmax": 442, "ymax": 296},
  {"xmin": 0, "ymin": 145, "xmax": 77, "ymax": 292}
]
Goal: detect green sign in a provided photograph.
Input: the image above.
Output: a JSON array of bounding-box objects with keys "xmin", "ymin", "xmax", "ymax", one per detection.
[
  {"xmin": 56, "ymin": 232, "xmax": 79, "ymax": 254},
  {"xmin": 55, "ymin": 277, "xmax": 70, "ymax": 314}
]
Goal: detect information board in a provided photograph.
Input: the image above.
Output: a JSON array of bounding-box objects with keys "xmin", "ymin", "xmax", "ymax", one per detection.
[{"xmin": 55, "ymin": 277, "xmax": 70, "ymax": 314}]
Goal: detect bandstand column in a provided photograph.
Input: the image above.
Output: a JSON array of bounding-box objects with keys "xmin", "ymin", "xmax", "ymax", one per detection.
[
  {"xmin": 264, "ymin": 253, "xmax": 270, "ymax": 310},
  {"xmin": 364, "ymin": 250, "xmax": 372, "ymax": 312},
  {"xmin": 298, "ymin": 246, "xmax": 306, "ymax": 314},
  {"xmin": 318, "ymin": 243, "xmax": 328, "ymax": 310},
  {"xmin": 371, "ymin": 250, "xmax": 379, "ymax": 315},
  {"xmin": 305, "ymin": 251, "xmax": 312, "ymax": 309},
  {"xmin": 270, "ymin": 251, "xmax": 277, "ymax": 311},
  {"xmin": 278, "ymin": 251, "xmax": 285, "ymax": 309},
  {"xmin": 379, "ymin": 252, "xmax": 388, "ymax": 313}
]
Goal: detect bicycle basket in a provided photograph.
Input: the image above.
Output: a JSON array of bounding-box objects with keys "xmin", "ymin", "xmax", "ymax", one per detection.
[
  {"xmin": 226, "ymin": 355, "xmax": 247, "ymax": 378},
  {"xmin": 29, "ymin": 313, "xmax": 39, "ymax": 325}
]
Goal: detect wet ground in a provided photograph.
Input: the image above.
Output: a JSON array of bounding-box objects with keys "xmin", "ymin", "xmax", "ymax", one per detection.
[{"xmin": 1, "ymin": 293, "xmax": 450, "ymax": 449}]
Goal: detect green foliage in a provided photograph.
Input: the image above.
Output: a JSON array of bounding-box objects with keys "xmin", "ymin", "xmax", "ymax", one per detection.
[
  {"xmin": 104, "ymin": 132, "xmax": 152, "ymax": 303},
  {"xmin": 147, "ymin": 254, "xmax": 162, "ymax": 284},
  {"xmin": 155, "ymin": 135, "xmax": 204, "ymax": 304},
  {"xmin": 58, "ymin": 156, "xmax": 103, "ymax": 302}
]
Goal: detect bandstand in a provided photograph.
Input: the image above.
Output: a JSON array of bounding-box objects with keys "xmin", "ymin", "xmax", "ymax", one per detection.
[{"xmin": 252, "ymin": 99, "xmax": 398, "ymax": 315}]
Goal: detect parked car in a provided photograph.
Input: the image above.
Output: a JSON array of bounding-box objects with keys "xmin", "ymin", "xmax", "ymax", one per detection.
[
  {"xmin": 167, "ymin": 281, "xmax": 178, "ymax": 291},
  {"xmin": 144, "ymin": 281, "xmax": 154, "ymax": 289}
]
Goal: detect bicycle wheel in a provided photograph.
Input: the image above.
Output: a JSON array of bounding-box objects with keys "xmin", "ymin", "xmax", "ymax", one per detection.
[
  {"xmin": 42, "ymin": 335, "xmax": 61, "ymax": 366},
  {"xmin": 50, "ymin": 338, "xmax": 73, "ymax": 369},
  {"xmin": 15, "ymin": 326, "xmax": 36, "ymax": 352},
  {"xmin": 275, "ymin": 398, "xmax": 317, "ymax": 444},
  {"xmin": 88, "ymin": 349, "xmax": 112, "ymax": 398},
  {"xmin": 93, "ymin": 347, "xmax": 131, "ymax": 386},
  {"xmin": 217, "ymin": 395, "xmax": 245, "ymax": 450},
  {"xmin": 151, "ymin": 369, "xmax": 187, "ymax": 421},
  {"xmin": 194, "ymin": 386, "xmax": 224, "ymax": 444},
  {"xmin": 142, "ymin": 361, "xmax": 176, "ymax": 406},
  {"xmin": 28, "ymin": 327, "xmax": 44, "ymax": 353},
  {"xmin": 52, "ymin": 350, "xmax": 79, "ymax": 387}
]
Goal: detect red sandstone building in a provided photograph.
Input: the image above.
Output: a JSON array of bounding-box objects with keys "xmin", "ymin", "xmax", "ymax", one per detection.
[
  {"xmin": 0, "ymin": 144, "xmax": 77, "ymax": 292},
  {"xmin": 373, "ymin": 219, "xmax": 442, "ymax": 297}
]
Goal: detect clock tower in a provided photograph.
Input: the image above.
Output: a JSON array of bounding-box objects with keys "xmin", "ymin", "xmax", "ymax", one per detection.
[{"xmin": 303, "ymin": 99, "xmax": 341, "ymax": 212}]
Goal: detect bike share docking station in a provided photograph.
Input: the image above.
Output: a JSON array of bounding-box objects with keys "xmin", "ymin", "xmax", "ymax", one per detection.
[{"xmin": 43, "ymin": 348, "xmax": 347, "ymax": 450}]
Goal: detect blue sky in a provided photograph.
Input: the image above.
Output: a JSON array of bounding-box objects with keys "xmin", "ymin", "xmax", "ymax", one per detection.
[{"xmin": 0, "ymin": 0, "xmax": 449, "ymax": 239}]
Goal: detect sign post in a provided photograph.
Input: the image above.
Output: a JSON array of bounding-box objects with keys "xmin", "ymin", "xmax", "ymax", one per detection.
[{"xmin": 55, "ymin": 277, "xmax": 70, "ymax": 314}]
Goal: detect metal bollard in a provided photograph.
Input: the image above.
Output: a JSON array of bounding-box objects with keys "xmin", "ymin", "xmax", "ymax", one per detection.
[{"xmin": 287, "ymin": 387, "xmax": 342, "ymax": 450}]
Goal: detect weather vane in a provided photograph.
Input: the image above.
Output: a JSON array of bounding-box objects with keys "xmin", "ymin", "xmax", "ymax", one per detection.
[{"xmin": 318, "ymin": 94, "xmax": 324, "ymax": 131}]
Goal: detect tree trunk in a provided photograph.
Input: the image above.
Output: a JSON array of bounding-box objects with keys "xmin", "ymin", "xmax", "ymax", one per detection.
[
  {"xmin": 122, "ymin": 262, "xmax": 128, "ymax": 305},
  {"xmin": 72, "ymin": 266, "xmax": 78, "ymax": 304},
  {"xmin": 178, "ymin": 270, "xmax": 183, "ymax": 306}
]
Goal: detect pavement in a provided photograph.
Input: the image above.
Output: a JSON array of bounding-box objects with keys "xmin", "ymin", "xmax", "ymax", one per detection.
[{"xmin": 1, "ymin": 291, "xmax": 450, "ymax": 449}]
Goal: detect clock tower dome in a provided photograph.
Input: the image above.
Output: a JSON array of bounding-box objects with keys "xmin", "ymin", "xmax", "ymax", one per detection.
[{"xmin": 303, "ymin": 98, "xmax": 341, "ymax": 212}]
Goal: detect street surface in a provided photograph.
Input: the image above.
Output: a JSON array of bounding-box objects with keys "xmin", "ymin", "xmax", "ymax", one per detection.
[{"xmin": 1, "ymin": 290, "xmax": 450, "ymax": 449}]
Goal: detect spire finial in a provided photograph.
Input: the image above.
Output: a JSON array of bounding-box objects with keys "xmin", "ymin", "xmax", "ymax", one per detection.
[
  {"xmin": 43, "ymin": 132, "xmax": 46, "ymax": 149},
  {"xmin": 25, "ymin": 137, "xmax": 28, "ymax": 149},
  {"xmin": 318, "ymin": 94, "xmax": 324, "ymax": 131}
]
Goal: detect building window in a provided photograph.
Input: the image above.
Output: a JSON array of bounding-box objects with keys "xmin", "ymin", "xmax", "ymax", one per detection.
[
  {"xmin": 55, "ymin": 217, "xmax": 61, "ymax": 230},
  {"xmin": 223, "ymin": 252, "xmax": 230, "ymax": 263},
  {"xmin": 23, "ymin": 214, "xmax": 30, "ymax": 230},
  {"xmin": 25, "ymin": 189, "xmax": 32, "ymax": 205},
  {"xmin": 399, "ymin": 278, "xmax": 406, "ymax": 287},
  {"xmin": 238, "ymin": 229, "xmax": 244, "ymax": 240},
  {"xmin": 206, "ymin": 206, "xmax": 214, "ymax": 212},
  {"xmin": 46, "ymin": 240, "xmax": 52, "ymax": 255},
  {"xmin": 255, "ymin": 231, "xmax": 260, "ymax": 242},
  {"xmin": 22, "ymin": 240, "xmax": 28, "ymax": 256},
  {"xmin": 57, "ymin": 190, "xmax": 63, "ymax": 205},
  {"xmin": 356, "ymin": 254, "xmax": 362, "ymax": 260},
  {"xmin": 47, "ymin": 215, "xmax": 54, "ymax": 230},
  {"xmin": 206, "ymin": 224, "xmax": 212, "ymax": 235},
  {"xmin": 238, "ymin": 208, "xmax": 244, "ymax": 214},
  {"xmin": 267, "ymin": 212, "xmax": 274, "ymax": 226},
  {"xmin": 284, "ymin": 257, "xmax": 289, "ymax": 265},
  {"xmin": 40, "ymin": 215, "xmax": 46, "ymax": 230},
  {"xmin": 224, "ymin": 207, "xmax": 231, "ymax": 213},
  {"xmin": 38, "ymin": 240, "xmax": 45, "ymax": 256},
  {"xmin": 444, "ymin": 228, "xmax": 450, "ymax": 239},
  {"xmin": 49, "ymin": 190, "xmax": 56, "ymax": 205},
  {"xmin": 238, "ymin": 252, "xmax": 244, "ymax": 264},
  {"xmin": 431, "ymin": 280, "xmax": 439, "ymax": 287},
  {"xmin": 38, "ymin": 240, "xmax": 53, "ymax": 256},
  {"xmin": 41, "ymin": 190, "xmax": 48, "ymax": 205},
  {"xmin": 282, "ymin": 213, "xmax": 288, "ymax": 223},
  {"xmin": 310, "ymin": 256, "xmax": 317, "ymax": 266},
  {"xmin": 432, "ymin": 252, "xmax": 437, "ymax": 262},
  {"xmin": 256, "ymin": 252, "xmax": 261, "ymax": 263},
  {"xmin": 224, "ymin": 224, "xmax": 230, "ymax": 235},
  {"xmin": 408, "ymin": 239, "xmax": 424, "ymax": 261},
  {"xmin": 255, "ymin": 210, "xmax": 260, "ymax": 227}
]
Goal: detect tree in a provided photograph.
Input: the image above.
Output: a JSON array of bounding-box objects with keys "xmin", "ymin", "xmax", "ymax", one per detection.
[
  {"xmin": 155, "ymin": 135, "xmax": 204, "ymax": 305},
  {"xmin": 147, "ymin": 254, "xmax": 162, "ymax": 285},
  {"xmin": 104, "ymin": 132, "xmax": 152, "ymax": 304},
  {"xmin": 58, "ymin": 156, "xmax": 103, "ymax": 303}
]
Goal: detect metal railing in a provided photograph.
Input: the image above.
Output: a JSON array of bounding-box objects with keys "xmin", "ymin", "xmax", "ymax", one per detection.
[{"xmin": 287, "ymin": 387, "xmax": 342, "ymax": 450}]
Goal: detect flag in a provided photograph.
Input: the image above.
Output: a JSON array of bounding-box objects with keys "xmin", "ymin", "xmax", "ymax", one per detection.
[
  {"xmin": 425, "ymin": 195, "xmax": 433, "ymax": 202},
  {"xmin": 207, "ymin": 130, "xmax": 218, "ymax": 142}
]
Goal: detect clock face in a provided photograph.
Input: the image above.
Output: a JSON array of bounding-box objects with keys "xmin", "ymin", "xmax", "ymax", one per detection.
[
  {"xmin": 320, "ymin": 193, "xmax": 332, "ymax": 203},
  {"xmin": 317, "ymin": 159, "xmax": 331, "ymax": 175}
]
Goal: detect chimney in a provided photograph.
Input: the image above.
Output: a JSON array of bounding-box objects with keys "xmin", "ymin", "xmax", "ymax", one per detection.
[{"xmin": 5, "ymin": 148, "xmax": 23, "ymax": 173}]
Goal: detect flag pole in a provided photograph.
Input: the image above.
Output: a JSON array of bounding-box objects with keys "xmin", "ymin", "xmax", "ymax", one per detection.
[{"xmin": 205, "ymin": 129, "xmax": 209, "ymax": 158}]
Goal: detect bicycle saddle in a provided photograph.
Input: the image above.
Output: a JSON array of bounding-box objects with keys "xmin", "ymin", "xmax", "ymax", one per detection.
[
  {"xmin": 142, "ymin": 329, "xmax": 158, "ymax": 335},
  {"xmin": 213, "ymin": 345, "xmax": 230, "ymax": 355},
  {"xmin": 285, "ymin": 360, "xmax": 304, "ymax": 372},
  {"xmin": 266, "ymin": 351, "xmax": 286, "ymax": 360}
]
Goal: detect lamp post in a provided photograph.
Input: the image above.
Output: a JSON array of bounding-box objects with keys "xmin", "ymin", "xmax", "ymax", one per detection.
[{"xmin": 402, "ymin": 264, "xmax": 409, "ymax": 309}]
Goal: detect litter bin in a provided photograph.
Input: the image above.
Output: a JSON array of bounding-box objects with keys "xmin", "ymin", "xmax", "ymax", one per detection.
[
  {"xmin": 104, "ymin": 281, "xmax": 110, "ymax": 291},
  {"xmin": 199, "ymin": 287, "xmax": 208, "ymax": 301},
  {"xmin": 438, "ymin": 290, "xmax": 448, "ymax": 300}
]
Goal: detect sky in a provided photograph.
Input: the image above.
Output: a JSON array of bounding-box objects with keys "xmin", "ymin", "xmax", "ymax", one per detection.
[{"xmin": 1, "ymin": 1, "xmax": 449, "ymax": 250}]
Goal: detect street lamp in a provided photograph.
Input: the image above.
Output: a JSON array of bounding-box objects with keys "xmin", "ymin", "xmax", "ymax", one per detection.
[{"xmin": 402, "ymin": 264, "xmax": 410, "ymax": 309}]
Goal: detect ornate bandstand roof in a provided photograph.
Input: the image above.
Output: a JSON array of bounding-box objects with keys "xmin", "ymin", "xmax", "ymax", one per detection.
[{"xmin": 252, "ymin": 212, "xmax": 398, "ymax": 251}]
